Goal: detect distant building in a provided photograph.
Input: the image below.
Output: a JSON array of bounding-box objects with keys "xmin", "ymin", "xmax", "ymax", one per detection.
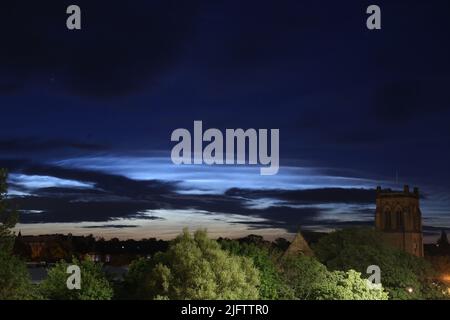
[
  {"xmin": 375, "ymin": 185, "xmax": 423, "ymax": 257},
  {"xmin": 20, "ymin": 235, "xmax": 51, "ymax": 260},
  {"xmin": 84, "ymin": 253, "xmax": 112, "ymax": 263}
]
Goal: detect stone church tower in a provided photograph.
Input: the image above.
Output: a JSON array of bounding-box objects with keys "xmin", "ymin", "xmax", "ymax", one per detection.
[{"xmin": 375, "ymin": 185, "xmax": 423, "ymax": 257}]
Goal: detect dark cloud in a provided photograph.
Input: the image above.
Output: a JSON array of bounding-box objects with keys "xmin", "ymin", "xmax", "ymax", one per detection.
[
  {"xmin": 372, "ymin": 81, "xmax": 450, "ymax": 123},
  {"xmin": 0, "ymin": 138, "xmax": 107, "ymax": 153},
  {"xmin": 12, "ymin": 192, "xmax": 329, "ymax": 232},
  {"xmin": 231, "ymin": 210, "xmax": 374, "ymax": 232},
  {"xmin": 19, "ymin": 163, "xmax": 176, "ymax": 198},
  {"xmin": 225, "ymin": 188, "xmax": 376, "ymax": 204},
  {"xmin": 0, "ymin": 82, "xmax": 24, "ymax": 95},
  {"xmin": 422, "ymin": 226, "xmax": 450, "ymax": 234},
  {"xmin": 0, "ymin": 1, "xmax": 201, "ymax": 98},
  {"xmin": 11, "ymin": 196, "xmax": 157, "ymax": 223},
  {"xmin": 4, "ymin": 161, "xmax": 379, "ymax": 231},
  {"xmin": 231, "ymin": 206, "xmax": 325, "ymax": 232},
  {"xmin": 82, "ymin": 225, "xmax": 139, "ymax": 229}
]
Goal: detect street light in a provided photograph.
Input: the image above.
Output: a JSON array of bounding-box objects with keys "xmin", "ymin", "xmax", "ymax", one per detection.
[{"xmin": 406, "ymin": 287, "xmax": 413, "ymax": 293}]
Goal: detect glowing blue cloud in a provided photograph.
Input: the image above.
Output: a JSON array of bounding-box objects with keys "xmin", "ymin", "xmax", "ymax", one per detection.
[
  {"xmin": 9, "ymin": 173, "xmax": 95, "ymax": 190},
  {"xmin": 52, "ymin": 155, "xmax": 381, "ymax": 194}
]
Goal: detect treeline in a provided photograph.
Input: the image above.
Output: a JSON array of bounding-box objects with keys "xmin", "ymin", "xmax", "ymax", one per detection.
[
  {"xmin": 13, "ymin": 233, "xmax": 297, "ymax": 265},
  {"xmin": 13, "ymin": 230, "xmax": 325, "ymax": 264},
  {"xmin": 14, "ymin": 234, "xmax": 169, "ymax": 263},
  {"xmin": 2, "ymin": 227, "xmax": 450, "ymax": 300}
]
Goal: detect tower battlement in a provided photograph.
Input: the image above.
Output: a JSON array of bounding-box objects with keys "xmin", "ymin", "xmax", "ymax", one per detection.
[{"xmin": 376, "ymin": 185, "xmax": 419, "ymax": 198}]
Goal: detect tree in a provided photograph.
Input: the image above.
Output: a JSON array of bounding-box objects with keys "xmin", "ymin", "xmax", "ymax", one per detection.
[
  {"xmin": 117, "ymin": 257, "xmax": 154, "ymax": 299},
  {"xmin": 44, "ymin": 241, "xmax": 71, "ymax": 262},
  {"xmin": 0, "ymin": 169, "xmax": 17, "ymax": 252},
  {"xmin": 280, "ymin": 254, "xmax": 329, "ymax": 300},
  {"xmin": 0, "ymin": 169, "xmax": 38, "ymax": 300},
  {"xmin": 437, "ymin": 230, "xmax": 449, "ymax": 248},
  {"xmin": 39, "ymin": 258, "xmax": 113, "ymax": 300},
  {"xmin": 13, "ymin": 233, "xmax": 32, "ymax": 259},
  {"xmin": 280, "ymin": 254, "xmax": 388, "ymax": 300},
  {"xmin": 321, "ymin": 270, "xmax": 388, "ymax": 300},
  {"xmin": 0, "ymin": 251, "xmax": 39, "ymax": 300},
  {"xmin": 428, "ymin": 255, "xmax": 450, "ymax": 278},
  {"xmin": 220, "ymin": 239, "xmax": 292, "ymax": 299},
  {"xmin": 273, "ymin": 238, "xmax": 290, "ymax": 251},
  {"xmin": 121, "ymin": 229, "xmax": 260, "ymax": 300},
  {"xmin": 313, "ymin": 228, "xmax": 443, "ymax": 299},
  {"xmin": 426, "ymin": 255, "xmax": 450, "ymax": 299}
]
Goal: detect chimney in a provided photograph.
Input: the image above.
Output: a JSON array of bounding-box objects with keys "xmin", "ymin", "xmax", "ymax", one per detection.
[
  {"xmin": 404, "ymin": 185, "xmax": 410, "ymax": 193},
  {"xmin": 413, "ymin": 187, "xmax": 419, "ymax": 196}
]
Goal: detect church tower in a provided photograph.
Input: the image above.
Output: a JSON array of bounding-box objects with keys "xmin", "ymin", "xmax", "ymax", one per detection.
[{"xmin": 375, "ymin": 185, "xmax": 423, "ymax": 257}]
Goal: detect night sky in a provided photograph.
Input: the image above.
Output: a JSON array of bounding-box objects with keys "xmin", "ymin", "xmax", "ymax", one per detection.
[{"xmin": 1, "ymin": 1, "xmax": 449, "ymax": 241}]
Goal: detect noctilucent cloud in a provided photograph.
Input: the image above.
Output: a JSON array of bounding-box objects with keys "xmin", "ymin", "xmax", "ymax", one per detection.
[{"xmin": 1, "ymin": 1, "xmax": 449, "ymax": 241}]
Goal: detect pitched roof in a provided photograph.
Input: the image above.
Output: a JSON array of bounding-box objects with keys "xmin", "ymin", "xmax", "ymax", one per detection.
[{"xmin": 284, "ymin": 231, "xmax": 314, "ymax": 257}]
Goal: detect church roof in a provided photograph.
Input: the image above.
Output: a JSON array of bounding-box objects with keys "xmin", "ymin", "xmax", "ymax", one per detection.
[{"xmin": 283, "ymin": 230, "xmax": 314, "ymax": 257}]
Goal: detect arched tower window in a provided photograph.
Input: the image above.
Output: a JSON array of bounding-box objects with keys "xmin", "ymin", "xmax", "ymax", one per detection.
[
  {"xmin": 396, "ymin": 210, "xmax": 404, "ymax": 230},
  {"xmin": 384, "ymin": 210, "xmax": 391, "ymax": 230},
  {"xmin": 414, "ymin": 208, "xmax": 421, "ymax": 231}
]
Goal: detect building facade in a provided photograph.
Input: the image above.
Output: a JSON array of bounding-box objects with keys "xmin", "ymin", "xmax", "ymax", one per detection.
[{"xmin": 375, "ymin": 185, "xmax": 423, "ymax": 257}]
